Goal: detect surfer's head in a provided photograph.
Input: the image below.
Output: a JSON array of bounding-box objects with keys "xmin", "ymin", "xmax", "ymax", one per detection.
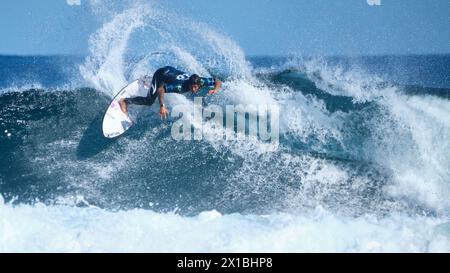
[{"xmin": 188, "ymin": 74, "xmax": 201, "ymax": 93}]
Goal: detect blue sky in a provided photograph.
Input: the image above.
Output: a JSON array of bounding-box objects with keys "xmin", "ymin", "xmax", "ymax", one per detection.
[{"xmin": 0, "ymin": 0, "xmax": 449, "ymax": 56}]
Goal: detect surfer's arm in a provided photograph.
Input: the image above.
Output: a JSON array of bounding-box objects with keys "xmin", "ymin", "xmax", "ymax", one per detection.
[
  {"xmin": 157, "ymin": 86, "xmax": 165, "ymax": 107},
  {"xmin": 157, "ymin": 87, "xmax": 169, "ymax": 119}
]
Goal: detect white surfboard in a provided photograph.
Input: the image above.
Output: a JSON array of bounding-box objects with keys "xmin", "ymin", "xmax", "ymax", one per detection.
[{"xmin": 102, "ymin": 79, "xmax": 149, "ymax": 138}]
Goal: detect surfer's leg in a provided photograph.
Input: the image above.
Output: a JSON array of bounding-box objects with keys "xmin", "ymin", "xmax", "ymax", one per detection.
[
  {"xmin": 119, "ymin": 98, "xmax": 129, "ymax": 115},
  {"xmin": 119, "ymin": 68, "xmax": 164, "ymax": 115},
  {"xmin": 119, "ymin": 93, "xmax": 158, "ymax": 115},
  {"xmin": 124, "ymin": 96, "xmax": 153, "ymax": 105}
]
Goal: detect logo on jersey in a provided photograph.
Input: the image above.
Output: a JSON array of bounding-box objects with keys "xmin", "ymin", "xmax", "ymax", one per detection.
[{"xmin": 176, "ymin": 73, "xmax": 191, "ymax": 80}]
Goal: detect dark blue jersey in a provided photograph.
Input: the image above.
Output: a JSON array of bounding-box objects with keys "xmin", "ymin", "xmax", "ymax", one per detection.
[
  {"xmin": 155, "ymin": 66, "xmax": 216, "ymax": 94},
  {"xmin": 125, "ymin": 66, "xmax": 218, "ymax": 107}
]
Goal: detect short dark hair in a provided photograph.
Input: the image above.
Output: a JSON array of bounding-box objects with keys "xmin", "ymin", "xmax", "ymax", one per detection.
[{"xmin": 188, "ymin": 74, "xmax": 201, "ymax": 86}]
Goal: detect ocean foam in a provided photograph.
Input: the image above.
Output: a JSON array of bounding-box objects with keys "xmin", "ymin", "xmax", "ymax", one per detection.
[{"xmin": 0, "ymin": 200, "xmax": 448, "ymax": 252}]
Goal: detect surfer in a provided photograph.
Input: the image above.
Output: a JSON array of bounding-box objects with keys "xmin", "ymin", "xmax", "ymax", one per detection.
[{"xmin": 119, "ymin": 66, "xmax": 222, "ymax": 119}]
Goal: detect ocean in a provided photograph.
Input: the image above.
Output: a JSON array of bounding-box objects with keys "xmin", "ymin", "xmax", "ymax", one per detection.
[{"xmin": 0, "ymin": 3, "xmax": 449, "ymax": 253}]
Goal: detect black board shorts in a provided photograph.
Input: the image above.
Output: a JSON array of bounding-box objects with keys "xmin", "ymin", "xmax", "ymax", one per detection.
[{"xmin": 123, "ymin": 67, "xmax": 166, "ymax": 106}]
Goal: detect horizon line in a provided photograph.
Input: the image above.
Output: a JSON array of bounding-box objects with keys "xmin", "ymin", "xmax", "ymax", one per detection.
[{"xmin": 1, "ymin": 53, "xmax": 450, "ymax": 59}]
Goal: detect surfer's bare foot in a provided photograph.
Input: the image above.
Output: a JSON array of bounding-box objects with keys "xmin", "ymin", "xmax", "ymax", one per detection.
[{"xmin": 119, "ymin": 98, "xmax": 129, "ymax": 116}]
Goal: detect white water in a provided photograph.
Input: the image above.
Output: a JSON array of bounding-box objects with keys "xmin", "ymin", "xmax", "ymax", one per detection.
[
  {"xmin": 302, "ymin": 59, "xmax": 450, "ymax": 215},
  {"xmin": 1, "ymin": 196, "xmax": 449, "ymax": 253}
]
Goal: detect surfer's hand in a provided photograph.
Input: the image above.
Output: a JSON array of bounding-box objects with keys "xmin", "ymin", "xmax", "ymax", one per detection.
[
  {"xmin": 159, "ymin": 106, "xmax": 169, "ymax": 119},
  {"xmin": 208, "ymin": 79, "xmax": 222, "ymax": 95},
  {"xmin": 208, "ymin": 89, "xmax": 218, "ymax": 95}
]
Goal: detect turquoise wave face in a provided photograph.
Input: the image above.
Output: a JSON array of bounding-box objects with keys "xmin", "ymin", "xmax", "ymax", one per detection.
[
  {"xmin": 1, "ymin": 55, "xmax": 449, "ymax": 218},
  {"xmin": 0, "ymin": 87, "xmax": 385, "ymax": 215}
]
